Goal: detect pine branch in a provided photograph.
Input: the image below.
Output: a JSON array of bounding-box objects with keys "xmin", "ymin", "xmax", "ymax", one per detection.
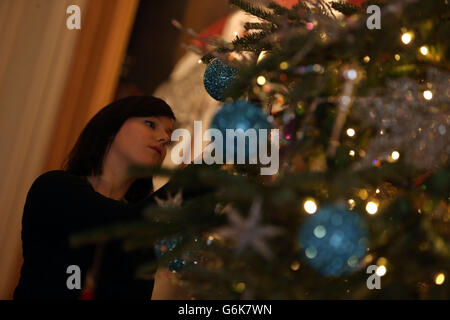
[
  {"xmin": 292, "ymin": 1, "xmax": 312, "ymax": 14},
  {"xmin": 267, "ymin": 1, "xmax": 290, "ymax": 15},
  {"xmin": 201, "ymin": 53, "xmax": 216, "ymax": 64},
  {"xmin": 267, "ymin": 1, "xmax": 302, "ymax": 20},
  {"xmin": 244, "ymin": 22, "xmax": 274, "ymax": 31},
  {"xmin": 215, "ymin": 31, "xmax": 272, "ymax": 53},
  {"xmin": 228, "ymin": 0, "xmax": 275, "ymax": 22},
  {"xmin": 330, "ymin": 1, "xmax": 360, "ymax": 16},
  {"xmin": 232, "ymin": 31, "xmax": 272, "ymax": 51}
]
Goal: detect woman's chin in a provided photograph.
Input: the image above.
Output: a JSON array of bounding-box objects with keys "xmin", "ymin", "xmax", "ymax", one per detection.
[
  {"xmin": 146, "ymin": 157, "xmax": 163, "ymax": 167},
  {"xmin": 131, "ymin": 158, "xmax": 161, "ymax": 169}
]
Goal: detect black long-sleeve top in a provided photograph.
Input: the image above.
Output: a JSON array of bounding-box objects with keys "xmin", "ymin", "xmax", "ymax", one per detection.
[{"xmin": 13, "ymin": 170, "xmax": 163, "ymax": 300}]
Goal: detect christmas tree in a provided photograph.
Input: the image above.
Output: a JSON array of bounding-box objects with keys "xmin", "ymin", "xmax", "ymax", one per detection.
[{"xmin": 71, "ymin": 0, "xmax": 449, "ymax": 299}]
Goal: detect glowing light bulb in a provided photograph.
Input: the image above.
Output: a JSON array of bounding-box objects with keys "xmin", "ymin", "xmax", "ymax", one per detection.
[
  {"xmin": 391, "ymin": 151, "xmax": 400, "ymax": 161},
  {"xmin": 435, "ymin": 273, "xmax": 445, "ymax": 285},
  {"xmin": 376, "ymin": 265, "xmax": 387, "ymax": 276},
  {"xmin": 366, "ymin": 201, "xmax": 378, "ymax": 215},
  {"xmin": 206, "ymin": 235, "xmax": 215, "ymax": 245},
  {"xmin": 363, "ymin": 56, "xmax": 370, "ymax": 63},
  {"xmin": 235, "ymin": 282, "xmax": 246, "ymax": 292},
  {"xmin": 394, "ymin": 54, "xmax": 401, "ymax": 61},
  {"xmin": 401, "ymin": 32, "xmax": 413, "ymax": 45},
  {"xmin": 346, "ymin": 128, "xmax": 356, "ymax": 137},
  {"xmin": 345, "ymin": 69, "xmax": 358, "ymax": 80},
  {"xmin": 363, "ymin": 254, "xmax": 374, "ymax": 264},
  {"xmin": 349, "ymin": 150, "xmax": 356, "ymax": 157},
  {"xmin": 419, "ymin": 46, "xmax": 429, "ymax": 55},
  {"xmin": 290, "ymin": 261, "xmax": 300, "ymax": 271},
  {"xmin": 348, "ymin": 199, "xmax": 355, "ymax": 210},
  {"xmin": 280, "ymin": 61, "xmax": 289, "ymax": 70},
  {"xmin": 358, "ymin": 189, "xmax": 368, "ymax": 200},
  {"xmin": 304, "ymin": 199, "xmax": 317, "ymax": 214},
  {"xmin": 377, "ymin": 257, "xmax": 387, "ymax": 266},
  {"xmin": 423, "ymin": 90, "xmax": 433, "ymax": 100},
  {"xmin": 257, "ymin": 76, "xmax": 266, "ymax": 86}
]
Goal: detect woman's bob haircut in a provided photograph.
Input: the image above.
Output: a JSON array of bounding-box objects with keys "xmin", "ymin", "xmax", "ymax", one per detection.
[{"xmin": 63, "ymin": 95, "xmax": 176, "ymax": 203}]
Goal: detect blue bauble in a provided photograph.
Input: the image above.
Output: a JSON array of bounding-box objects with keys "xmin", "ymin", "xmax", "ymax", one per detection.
[
  {"xmin": 167, "ymin": 258, "xmax": 186, "ymax": 272},
  {"xmin": 154, "ymin": 236, "xmax": 187, "ymax": 272},
  {"xmin": 203, "ymin": 59, "xmax": 239, "ymax": 101},
  {"xmin": 298, "ymin": 206, "xmax": 369, "ymax": 277},
  {"xmin": 210, "ymin": 100, "xmax": 271, "ymax": 163}
]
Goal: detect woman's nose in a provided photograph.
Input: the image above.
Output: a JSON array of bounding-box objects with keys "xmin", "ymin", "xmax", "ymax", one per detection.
[{"xmin": 157, "ymin": 130, "xmax": 170, "ymax": 143}]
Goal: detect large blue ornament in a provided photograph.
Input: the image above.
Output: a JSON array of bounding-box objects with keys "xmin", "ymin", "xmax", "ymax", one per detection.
[
  {"xmin": 203, "ymin": 59, "xmax": 239, "ymax": 101},
  {"xmin": 298, "ymin": 206, "xmax": 369, "ymax": 277},
  {"xmin": 210, "ymin": 100, "xmax": 271, "ymax": 163}
]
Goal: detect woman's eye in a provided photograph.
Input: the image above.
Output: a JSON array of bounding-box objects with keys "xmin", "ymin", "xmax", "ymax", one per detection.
[{"xmin": 145, "ymin": 120, "xmax": 155, "ymax": 129}]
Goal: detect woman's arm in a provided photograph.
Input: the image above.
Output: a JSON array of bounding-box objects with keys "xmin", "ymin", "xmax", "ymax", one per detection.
[
  {"xmin": 18, "ymin": 170, "xmax": 159, "ymax": 299},
  {"xmin": 31, "ymin": 170, "xmax": 155, "ymax": 233}
]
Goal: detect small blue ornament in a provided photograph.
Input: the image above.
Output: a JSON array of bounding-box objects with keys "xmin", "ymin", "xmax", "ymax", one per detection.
[
  {"xmin": 167, "ymin": 258, "xmax": 186, "ymax": 272},
  {"xmin": 298, "ymin": 206, "xmax": 369, "ymax": 277},
  {"xmin": 203, "ymin": 59, "xmax": 239, "ymax": 101},
  {"xmin": 210, "ymin": 100, "xmax": 271, "ymax": 163},
  {"xmin": 154, "ymin": 236, "xmax": 187, "ymax": 272}
]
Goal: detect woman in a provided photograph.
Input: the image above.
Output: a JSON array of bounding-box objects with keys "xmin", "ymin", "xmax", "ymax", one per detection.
[{"xmin": 13, "ymin": 95, "xmax": 186, "ymax": 299}]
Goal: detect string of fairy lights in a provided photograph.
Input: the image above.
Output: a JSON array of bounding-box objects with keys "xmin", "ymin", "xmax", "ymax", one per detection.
[
  {"xmin": 156, "ymin": 1, "xmax": 448, "ymax": 296},
  {"xmin": 247, "ymin": 25, "xmax": 446, "ymax": 287}
]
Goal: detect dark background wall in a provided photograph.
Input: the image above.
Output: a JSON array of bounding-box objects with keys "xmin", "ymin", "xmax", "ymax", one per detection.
[{"xmin": 116, "ymin": 0, "xmax": 233, "ymax": 98}]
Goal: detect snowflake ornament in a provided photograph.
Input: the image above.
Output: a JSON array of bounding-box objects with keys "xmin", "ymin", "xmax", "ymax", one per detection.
[
  {"xmin": 154, "ymin": 189, "xmax": 183, "ymax": 208},
  {"xmin": 213, "ymin": 197, "xmax": 283, "ymax": 260}
]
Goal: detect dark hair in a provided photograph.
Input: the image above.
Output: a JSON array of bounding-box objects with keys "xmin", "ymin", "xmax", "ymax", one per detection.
[{"xmin": 63, "ymin": 95, "xmax": 176, "ymax": 203}]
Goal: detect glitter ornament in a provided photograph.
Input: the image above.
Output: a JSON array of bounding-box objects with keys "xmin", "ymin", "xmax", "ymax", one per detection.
[
  {"xmin": 203, "ymin": 59, "xmax": 239, "ymax": 101},
  {"xmin": 298, "ymin": 205, "xmax": 369, "ymax": 276},
  {"xmin": 154, "ymin": 236, "xmax": 186, "ymax": 272},
  {"xmin": 352, "ymin": 69, "xmax": 450, "ymax": 170},
  {"xmin": 210, "ymin": 100, "xmax": 271, "ymax": 163},
  {"xmin": 167, "ymin": 258, "xmax": 186, "ymax": 272}
]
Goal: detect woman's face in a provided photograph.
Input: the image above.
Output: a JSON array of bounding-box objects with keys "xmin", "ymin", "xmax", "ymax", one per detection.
[{"xmin": 108, "ymin": 116, "xmax": 175, "ymax": 169}]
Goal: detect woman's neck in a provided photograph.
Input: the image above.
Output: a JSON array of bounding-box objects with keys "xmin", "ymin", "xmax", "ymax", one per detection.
[{"xmin": 87, "ymin": 167, "xmax": 135, "ymax": 202}]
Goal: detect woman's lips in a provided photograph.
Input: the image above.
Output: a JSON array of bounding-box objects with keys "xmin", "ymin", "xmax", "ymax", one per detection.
[{"xmin": 148, "ymin": 146, "xmax": 162, "ymax": 156}]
